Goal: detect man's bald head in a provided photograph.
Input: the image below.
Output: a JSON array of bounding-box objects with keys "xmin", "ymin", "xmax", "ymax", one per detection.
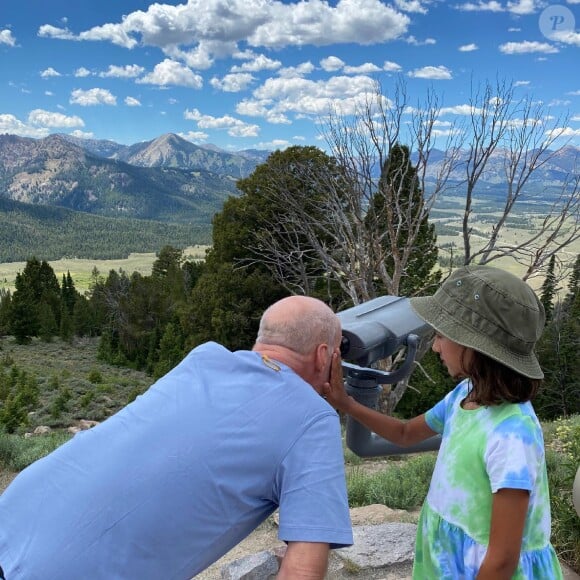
[{"xmin": 255, "ymin": 296, "xmax": 340, "ymax": 356}]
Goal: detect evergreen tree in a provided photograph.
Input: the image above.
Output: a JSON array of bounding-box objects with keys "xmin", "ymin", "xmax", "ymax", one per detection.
[
  {"xmin": 10, "ymin": 272, "xmax": 38, "ymax": 344},
  {"xmin": 59, "ymin": 305, "xmax": 74, "ymax": 343},
  {"xmin": 371, "ymin": 143, "xmax": 440, "ymax": 296},
  {"xmin": 536, "ymin": 255, "xmax": 580, "ymax": 419},
  {"xmin": 9, "ymin": 258, "xmax": 62, "ymax": 343},
  {"xmin": 38, "ymin": 302, "xmax": 58, "ymax": 342},
  {"xmin": 153, "ymin": 322, "xmax": 185, "ymax": 379},
  {"xmin": 0, "ymin": 289, "xmax": 12, "ymax": 336},
  {"xmin": 539, "ymin": 255, "xmax": 557, "ymax": 321},
  {"xmin": 72, "ymin": 295, "xmax": 96, "ymax": 337},
  {"xmin": 61, "ymin": 271, "xmax": 78, "ymax": 315}
]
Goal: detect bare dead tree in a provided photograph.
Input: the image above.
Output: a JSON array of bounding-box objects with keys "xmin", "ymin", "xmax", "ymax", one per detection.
[
  {"xmin": 240, "ymin": 76, "xmax": 579, "ymax": 413},
  {"xmin": 457, "ymin": 78, "xmax": 580, "ymax": 278}
]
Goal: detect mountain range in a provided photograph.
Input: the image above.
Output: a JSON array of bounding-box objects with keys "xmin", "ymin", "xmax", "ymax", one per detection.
[
  {"xmin": 0, "ymin": 133, "xmax": 578, "ymax": 255},
  {"xmin": 0, "ymin": 133, "xmax": 269, "ymax": 224}
]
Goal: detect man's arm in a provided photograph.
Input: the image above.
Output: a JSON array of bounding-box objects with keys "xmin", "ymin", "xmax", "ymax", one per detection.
[{"xmin": 277, "ymin": 541, "xmax": 329, "ymax": 579}]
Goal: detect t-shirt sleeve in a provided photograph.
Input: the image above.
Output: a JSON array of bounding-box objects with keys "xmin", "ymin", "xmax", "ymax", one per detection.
[
  {"xmin": 275, "ymin": 412, "xmax": 353, "ymax": 549},
  {"xmin": 484, "ymin": 415, "xmax": 541, "ymax": 493},
  {"xmin": 425, "ymin": 382, "xmax": 466, "ymax": 434}
]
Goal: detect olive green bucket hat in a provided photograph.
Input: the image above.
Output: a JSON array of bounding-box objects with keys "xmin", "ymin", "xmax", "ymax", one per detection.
[{"xmin": 409, "ymin": 265, "xmax": 545, "ymax": 379}]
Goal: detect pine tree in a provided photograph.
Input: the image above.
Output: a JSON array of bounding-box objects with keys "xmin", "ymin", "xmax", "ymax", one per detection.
[
  {"xmin": 371, "ymin": 144, "xmax": 440, "ymax": 296},
  {"xmin": 38, "ymin": 302, "xmax": 58, "ymax": 342},
  {"xmin": 539, "ymin": 255, "xmax": 557, "ymax": 321}
]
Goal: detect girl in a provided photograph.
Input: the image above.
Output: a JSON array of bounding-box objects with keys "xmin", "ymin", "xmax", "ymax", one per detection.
[{"xmin": 324, "ymin": 265, "xmax": 563, "ymax": 579}]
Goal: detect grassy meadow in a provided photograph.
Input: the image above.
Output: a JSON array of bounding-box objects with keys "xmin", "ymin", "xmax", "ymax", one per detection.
[{"xmin": 0, "ymin": 245, "xmax": 210, "ymax": 293}]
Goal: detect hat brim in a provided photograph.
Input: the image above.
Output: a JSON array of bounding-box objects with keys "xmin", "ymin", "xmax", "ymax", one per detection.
[{"xmin": 410, "ymin": 295, "xmax": 544, "ymax": 380}]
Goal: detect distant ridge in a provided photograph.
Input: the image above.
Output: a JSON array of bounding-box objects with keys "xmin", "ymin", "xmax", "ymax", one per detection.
[
  {"xmin": 0, "ymin": 133, "xmax": 253, "ymax": 223},
  {"xmin": 0, "ymin": 196, "xmax": 211, "ymax": 263}
]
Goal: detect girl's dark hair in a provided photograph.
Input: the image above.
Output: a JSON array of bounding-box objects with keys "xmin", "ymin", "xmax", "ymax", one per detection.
[{"xmin": 463, "ymin": 349, "xmax": 541, "ymax": 406}]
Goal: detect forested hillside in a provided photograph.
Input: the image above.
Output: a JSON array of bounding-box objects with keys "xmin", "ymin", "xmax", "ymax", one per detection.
[{"xmin": 0, "ymin": 197, "xmax": 211, "ymax": 262}]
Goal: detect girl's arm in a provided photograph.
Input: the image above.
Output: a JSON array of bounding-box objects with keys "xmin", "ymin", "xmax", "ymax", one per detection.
[
  {"xmin": 322, "ymin": 353, "xmax": 437, "ymax": 447},
  {"xmin": 476, "ymin": 488, "xmax": 529, "ymax": 579}
]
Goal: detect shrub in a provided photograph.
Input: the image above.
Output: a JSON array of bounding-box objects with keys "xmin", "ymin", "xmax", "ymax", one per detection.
[
  {"xmin": 88, "ymin": 369, "xmax": 103, "ymax": 384},
  {"xmin": 347, "ymin": 453, "xmax": 436, "ymax": 510},
  {"xmin": 0, "ymin": 430, "xmax": 72, "ymax": 471},
  {"xmin": 545, "ymin": 416, "xmax": 580, "ymax": 573}
]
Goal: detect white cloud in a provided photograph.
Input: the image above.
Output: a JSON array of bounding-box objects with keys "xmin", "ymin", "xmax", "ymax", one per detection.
[
  {"xmin": 137, "ymin": 59, "xmax": 203, "ymax": 88},
  {"xmin": 125, "ymin": 96, "xmax": 142, "ymax": 106},
  {"xmin": 37, "ymin": 24, "xmax": 76, "ymax": 40},
  {"xmin": 571, "ymin": 115, "xmax": 580, "ymax": 122},
  {"xmin": 551, "ymin": 30, "xmax": 580, "ymax": 47},
  {"xmin": 546, "ymin": 126, "xmax": 580, "ymax": 137},
  {"xmin": 408, "ymin": 65, "xmax": 452, "ymax": 79},
  {"xmin": 567, "ymin": 90, "xmax": 580, "ymax": 96},
  {"xmin": 278, "ymin": 62, "xmax": 316, "ymax": 78},
  {"xmin": 344, "ymin": 62, "xmax": 382, "ymax": 74},
  {"xmin": 75, "ymin": 67, "xmax": 91, "ymax": 77},
  {"xmin": 506, "ymin": 0, "xmax": 536, "ymax": 15},
  {"xmin": 79, "ymin": 23, "xmax": 138, "ymax": 48},
  {"xmin": 230, "ymin": 53, "xmax": 282, "ymax": 72},
  {"xmin": 178, "ymin": 130, "xmax": 210, "ymax": 142},
  {"xmin": 40, "ymin": 67, "xmax": 61, "ymax": 78},
  {"xmin": 45, "ymin": 0, "xmax": 410, "ymax": 66},
  {"xmin": 254, "ymin": 139, "xmax": 292, "ymax": 150},
  {"xmin": 210, "ymin": 73, "xmax": 255, "ymax": 92},
  {"xmin": 383, "ymin": 60, "xmax": 402, "ymax": 72},
  {"xmin": 459, "ymin": 43, "xmax": 478, "ymax": 52},
  {"xmin": 394, "ymin": 0, "xmax": 428, "ymax": 14},
  {"xmin": 0, "ymin": 29, "xmax": 16, "ymax": 46},
  {"xmin": 70, "ymin": 130, "xmax": 94, "ymax": 139},
  {"xmin": 439, "ymin": 104, "xmax": 482, "ymax": 116},
  {"xmin": 499, "ymin": 41, "xmax": 559, "ymax": 54},
  {"xmin": 320, "ymin": 56, "xmax": 345, "ymax": 72},
  {"xmin": 70, "ymin": 88, "xmax": 117, "ymax": 106},
  {"xmin": 237, "ymin": 74, "xmax": 380, "ymax": 122},
  {"xmin": 28, "ymin": 109, "xmax": 85, "ymax": 128},
  {"xmin": 405, "ymin": 35, "xmax": 436, "ymax": 45},
  {"xmin": 184, "ymin": 107, "xmax": 260, "ymax": 137},
  {"xmin": 99, "ymin": 64, "xmax": 145, "ymax": 78},
  {"xmin": 456, "ymin": 1, "xmax": 503, "ymax": 11},
  {"xmin": 249, "ymin": 0, "xmax": 410, "ymax": 48},
  {"xmin": 0, "ymin": 113, "xmax": 50, "ymax": 138},
  {"xmin": 514, "ymin": 80, "xmax": 530, "ymax": 87}
]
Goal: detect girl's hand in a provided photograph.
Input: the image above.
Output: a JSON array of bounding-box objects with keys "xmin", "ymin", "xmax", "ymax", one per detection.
[{"xmin": 321, "ymin": 352, "xmax": 352, "ymax": 413}]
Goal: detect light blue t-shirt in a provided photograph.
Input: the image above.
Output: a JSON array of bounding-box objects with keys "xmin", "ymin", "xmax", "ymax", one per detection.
[{"xmin": 0, "ymin": 342, "xmax": 353, "ymax": 579}]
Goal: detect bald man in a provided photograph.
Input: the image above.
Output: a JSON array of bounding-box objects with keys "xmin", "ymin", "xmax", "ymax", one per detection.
[{"xmin": 0, "ymin": 296, "xmax": 353, "ymax": 580}]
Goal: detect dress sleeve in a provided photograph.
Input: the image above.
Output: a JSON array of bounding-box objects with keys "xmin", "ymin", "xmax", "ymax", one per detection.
[
  {"xmin": 275, "ymin": 412, "xmax": 353, "ymax": 549},
  {"xmin": 425, "ymin": 381, "xmax": 466, "ymax": 434},
  {"xmin": 484, "ymin": 414, "xmax": 541, "ymax": 493}
]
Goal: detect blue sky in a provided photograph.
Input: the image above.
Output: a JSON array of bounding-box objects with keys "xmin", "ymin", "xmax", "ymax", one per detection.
[{"xmin": 1, "ymin": 0, "xmax": 579, "ymax": 151}]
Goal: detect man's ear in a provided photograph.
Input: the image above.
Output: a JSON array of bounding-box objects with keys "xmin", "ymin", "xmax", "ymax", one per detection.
[{"xmin": 315, "ymin": 343, "xmax": 329, "ymax": 373}]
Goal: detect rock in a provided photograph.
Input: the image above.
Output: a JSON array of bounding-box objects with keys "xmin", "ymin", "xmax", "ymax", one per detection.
[
  {"xmin": 78, "ymin": 419, "xmax": 99, "ymax": 430},
  {"xmin": 33, "ymin": 426, "xmax": 51, "ymax": 435},
  {"xmin": 335, "ymin": 523, "xmax": 416, "ymax": 572},
  {"xmin": 220, "ymin": 550, "xmax": 278, "ymax": 579}
]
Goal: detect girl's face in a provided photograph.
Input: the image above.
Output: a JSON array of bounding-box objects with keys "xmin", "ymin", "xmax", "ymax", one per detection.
[{"xmin": 432, "ymin": 333, "xmax": 472, "ymax": 379}]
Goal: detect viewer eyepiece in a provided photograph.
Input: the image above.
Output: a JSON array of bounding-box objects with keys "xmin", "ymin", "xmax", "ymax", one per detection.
[{"xmin": 340, "ymin": 336, "xmax": 350, "ymax": 358}]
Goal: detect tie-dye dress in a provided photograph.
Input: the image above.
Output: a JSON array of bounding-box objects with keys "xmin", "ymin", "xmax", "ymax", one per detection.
[{"xmin": 413, "ymin": 379, "xmax": 563, "ymax": 579}]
